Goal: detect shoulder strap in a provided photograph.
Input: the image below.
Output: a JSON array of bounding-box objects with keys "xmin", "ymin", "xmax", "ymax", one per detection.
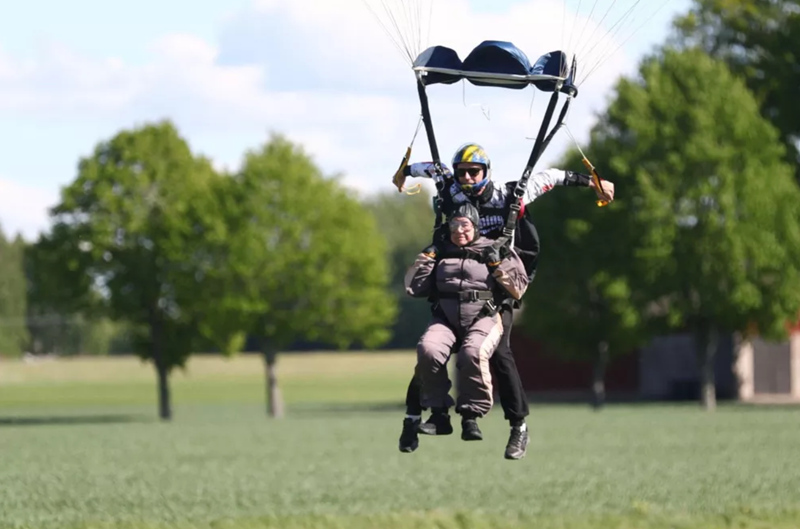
[{"xmin": 436, "ymin": 247, "xmax": 487, "ymax": 264}]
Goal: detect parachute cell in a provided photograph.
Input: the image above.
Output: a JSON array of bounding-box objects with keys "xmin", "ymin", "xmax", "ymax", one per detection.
[{"xmin": 412, "ymin": 41, "xmax": 575, "ymax": 95}]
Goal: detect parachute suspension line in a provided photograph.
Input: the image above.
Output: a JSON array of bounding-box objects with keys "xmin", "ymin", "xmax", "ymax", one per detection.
[
  {"xmin": 566, "ymin": 0, "xmax": 584, "ymax": 65},
  {"xmin": 579, "ymin": 0, "xmax": 672, "ymax": 86},
  {"xmin": 525, "ymin": 55, "xmax": 576, "ymax": 143},
  {"xmin": 574, "ymin": 0, "xmax": 602, "ymax": 55},
  {"xmin": 527, "ymin": 86, "xmax": 538, "ymax": 129},
  {"xmin": 561, "ymin": 0, "xmax": 568, "ymax": 62},
  {"xmin": 410, "ymin": 114, "xmax": 423, "ymax": 145},
  {"xmin": 577, "ymin": 0, "xmax": 642, "ymax": 82},
  {"xmin": 573, "ymin": 0, "xmax": 622, "ymax": 65},
  {"xmin": 425, "ymin": 0, "xmax": 433, "ymax": 54},
  {"xmin": 564, "ymin": 0, "xmax": 581, "ymax": 67},
  {"xmin": 461, "ymin": 80, "xmax": 491, "ymax": 121},
  {"xmin": 362, "ymin": 0, "xmax": 433, "ymax": 66},
  {"xmin": 398, "ymin": 0, "xmax": 418, "ymax": 60},
  {"xmin": 391, "ymin": 115, "xmax": 424, "ymax": 194},
  {"xmin": 386, "ymin": 0, "xmax": 419, "ymax": 63},
  {"xmin": 564, "ymin": 125, "xmax": 609, "ymax": 207},
  {"xmin": 528, "ymin": 86, "xmax": 537, "ymax": 117},
  {"xmin": 362, "ymin": 0, "xmax": 414, "ymax": 64}
]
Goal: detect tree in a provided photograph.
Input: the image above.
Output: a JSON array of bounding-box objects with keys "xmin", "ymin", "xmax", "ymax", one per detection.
[
  {"xmin": 25, "ymin": 234, "xmax": 130, "ymax": 356},
  {"xmin": 42, "ymin": 120, "xmax": 227, "ymax": 420},
  {"xmin": 581, "ymin": 47, "xmax": 800, "ymax": 410},
  {"xmin": 364, "ymin": 188, "xmax": 436, "ymax": 348},
  {"xmin": 0, "ymin": 228, "xmax": 29, "ymax": 357},
  {"xmin": 209, "ymin": 134, "xmax": 397, "ymax": 417},
  {"xmin": 520, "ymin": 151, "xmax": 647, "ymax": 409},
  {"xmin": 674, "ymin": 0, "xmax": 800, "ymax": 178}
]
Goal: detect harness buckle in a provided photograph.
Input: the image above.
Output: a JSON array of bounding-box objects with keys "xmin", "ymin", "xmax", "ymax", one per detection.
[{"xmin": 460, "ymin": 290, "xmax": 488, "ymax": 302}]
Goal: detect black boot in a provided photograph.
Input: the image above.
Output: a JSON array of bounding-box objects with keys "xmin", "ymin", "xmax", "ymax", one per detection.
[
  {"xmin": 461, "ymin": 417, "xmax": 483, "ymax": 441},
  {"xmin": 418, "ymin": 408, "xmax": 453, "ymax": 436},
  {"xmin": 398, "ymin": 417, "xmax": 420, "ymax": 453}
]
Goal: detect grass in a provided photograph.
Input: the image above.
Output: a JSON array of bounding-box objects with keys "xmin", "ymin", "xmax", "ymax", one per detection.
[
  {"xmin": 0, "ymin": 353, "xmax": 413, "ymax": 408},
  {"xmin": 1, "ymin": 353, "xmax": 800, "ymax": 529}
]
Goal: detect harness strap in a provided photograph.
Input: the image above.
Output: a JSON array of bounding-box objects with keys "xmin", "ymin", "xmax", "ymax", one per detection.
[
  {"xmin": 437, "ymin": 290, "xmax": 494, "ymax": 302},
  {"xmin": 436, "ymin": 248, "xmax": 487, "ymax": 263},
  {"xmin": 438, "ymin": 290, "xmax": 500, "ymax": 325}
]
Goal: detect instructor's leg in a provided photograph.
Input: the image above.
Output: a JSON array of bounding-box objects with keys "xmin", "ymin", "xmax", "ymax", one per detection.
[
  {"xmin": 405, "ymin": 375, "xmax": 423, "ymax": 416},
  {"xmin": 489, "ymin": 307, "xmax": 531, "ymax": 459},
  {"xmin": 489, "ymin": 307, "xmax": 529, "ymax": 425}
]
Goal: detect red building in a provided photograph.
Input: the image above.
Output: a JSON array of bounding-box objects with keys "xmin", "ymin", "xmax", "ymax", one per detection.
[{"xmin": 509, "ymin": 330, "xmax": 639, "ymax": 400}]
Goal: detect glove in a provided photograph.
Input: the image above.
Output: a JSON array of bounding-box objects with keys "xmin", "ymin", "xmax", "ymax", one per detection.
[
  {"xmin": 421, "ymin": 244, "xmax": 438, "ymax": 259},
  {"xmin": 482, "ymin": 244, "xmax": 503, "ymax": 272},
  {"xmin": 408, "ymin": 162, "xmax": 453, "ymax": 179},
  {"xmin": 564, "ymin": 170, "xmax": 592, "ymax": 187}
]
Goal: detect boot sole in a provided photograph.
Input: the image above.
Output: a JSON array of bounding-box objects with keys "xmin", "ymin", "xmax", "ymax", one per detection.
[
  {"xmin": 417, "ymin": 426, "xmax": 453, "ymax": 436},
  {"xmin": 399, "ymin": 440, "xmax": 419, "ymax": 452}
]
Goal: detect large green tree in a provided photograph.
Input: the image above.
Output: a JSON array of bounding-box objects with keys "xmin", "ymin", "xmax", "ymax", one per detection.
[
  {"xmin": 207, "ymin": 134, "xmax": 397, "ymax": 417},
  {"xmin": 41, "ymin": 120, "xmax": 227, "ymax": 419},
  {"xmin": 0, "ymin": 227, "xmax": 29, "ymax": 357},
  {"xmin": 580, "ymin": 47, "xmax": 800, "ymax": 410},
  {"xmin": 675, "ymin": 0, "xmax": 800, "ymax": 176},
  {"xmin": 521, "ymin": 153, "xmax": 647, "ymax": 409},
  {"xmin": 364, "ymin": 188, "xmax": 435, "ymax": 348}
]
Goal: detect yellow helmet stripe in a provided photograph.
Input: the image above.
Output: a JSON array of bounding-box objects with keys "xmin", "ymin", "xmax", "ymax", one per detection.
[{"xmin": 461, "ymin": 144, "xmax": 483, "ymax": 163}]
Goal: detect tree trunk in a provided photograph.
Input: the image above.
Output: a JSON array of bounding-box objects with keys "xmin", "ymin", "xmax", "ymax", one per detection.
[
  {"xmin": 156, "ymin": 360, "xmax": 171, "ymax": 420},
  {"xmin": 733, "ymin": 333, "xmax": 754, "ymax": 401},
  {"xmin": 150, "ymin": 316, "xmax": 171, "ymax": 421},
  {"xmin": 263, "ymin": 346, "xmax": 284, "ymax": 418},
  {"xmin": 695, "ymin": 325, "xmax": 718, "ymax": 411},
  {"xmin": 591, "ymin": 341, "xmax": 609, "ymax": 410}
]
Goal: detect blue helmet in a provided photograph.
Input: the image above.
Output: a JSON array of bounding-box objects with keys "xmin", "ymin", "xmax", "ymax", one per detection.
[
  {"xmin": 451, "ymin": 143, "xmax": 491, "ymax": 196},
  {"xmin": 452, "ymin": 142, "xmax": 491, "ymax": 170}
]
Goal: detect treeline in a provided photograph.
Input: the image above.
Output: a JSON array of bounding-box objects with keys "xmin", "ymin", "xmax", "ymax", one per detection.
[{"xmin": 1, "ymin": 0, "xmax": 799, "ymax": 417}]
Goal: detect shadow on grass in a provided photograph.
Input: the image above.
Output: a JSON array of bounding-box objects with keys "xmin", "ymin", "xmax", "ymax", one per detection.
[
  {"xmin": 290, "ymin": 399, "xmax": 800, "ymax": 416},
  {"xmin": 289, "ymin": 401, "xmax": 406, "ymax": 415},
  {"xmin": 725, "ymin": 401, "xmax": 800, "ymax": 412},
  {"xmin": 0, "ymin": 414, "xmax": 153, "ymax": 427}
]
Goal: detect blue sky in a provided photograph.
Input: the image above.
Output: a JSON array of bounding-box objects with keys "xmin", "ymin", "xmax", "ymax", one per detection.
[{"xmin": 0, "ymin": 0, "xmax": 691, "ymax": 240}]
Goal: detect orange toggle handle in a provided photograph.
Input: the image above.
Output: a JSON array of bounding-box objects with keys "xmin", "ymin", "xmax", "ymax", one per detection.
[
  {"xmin": 392, "ymin": 146, "xmax": 412, "ymax": 192},
  {"xmin": 582, "ymin": 157, "xmax": 609, "ymax": 207}
]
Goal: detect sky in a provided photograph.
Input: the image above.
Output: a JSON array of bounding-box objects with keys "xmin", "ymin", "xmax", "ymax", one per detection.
[{"xmin": 0, "ymin": 0, "xmax": 692, "ymax": 241}]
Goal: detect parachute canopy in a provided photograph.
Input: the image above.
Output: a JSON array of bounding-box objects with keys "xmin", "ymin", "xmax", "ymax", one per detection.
[
  {"xmin": 413, "ymin": 41, "xmax": 576, "ymax": 95},
  {"xmin": 363, "ymin": 0, "xmax": 673, "ymax": 89}
]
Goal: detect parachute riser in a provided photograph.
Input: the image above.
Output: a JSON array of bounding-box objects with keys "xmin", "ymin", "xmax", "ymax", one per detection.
[
  {"xmin": 498, "ymin": 87, "xmax": 563, "ymax": 240},
  {"xmin": 499, "ymin": 72, "xmax": 574, "ymax": 241},
  {"xmin": 416, "ymin": 74, "xmax": 449, "ymax": 229}
]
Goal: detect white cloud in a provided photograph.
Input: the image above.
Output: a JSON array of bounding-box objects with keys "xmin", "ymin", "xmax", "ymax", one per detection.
[
  {"xmin": 0, "ymin": 0, "xmax": 675, "ymax": 238},
  {"xmin": 0, "ymin": 177, "xmax": 59, "ymax": 241}
]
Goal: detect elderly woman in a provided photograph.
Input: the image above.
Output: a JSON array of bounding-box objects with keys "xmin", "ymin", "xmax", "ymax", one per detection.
[{"xmin": 403, "ymin": 202, "xmax": 529, "ymax": 445}]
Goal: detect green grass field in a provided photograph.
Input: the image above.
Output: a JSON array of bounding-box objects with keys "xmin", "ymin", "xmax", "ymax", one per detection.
[{"xmin": 2, "ymin": 353, "xmax": 800, "ymax": 529}]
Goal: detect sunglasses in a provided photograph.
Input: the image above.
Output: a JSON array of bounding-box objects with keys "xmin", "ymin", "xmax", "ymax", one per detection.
[{"xmin": 455, "ymin": 167, "xmax": 483, "ymax": 178}]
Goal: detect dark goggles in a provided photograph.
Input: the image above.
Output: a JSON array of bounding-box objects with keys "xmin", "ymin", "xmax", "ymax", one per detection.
[{"xmin": 455, "ymin": 167, "xmax": 483, "ymax": 178}]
